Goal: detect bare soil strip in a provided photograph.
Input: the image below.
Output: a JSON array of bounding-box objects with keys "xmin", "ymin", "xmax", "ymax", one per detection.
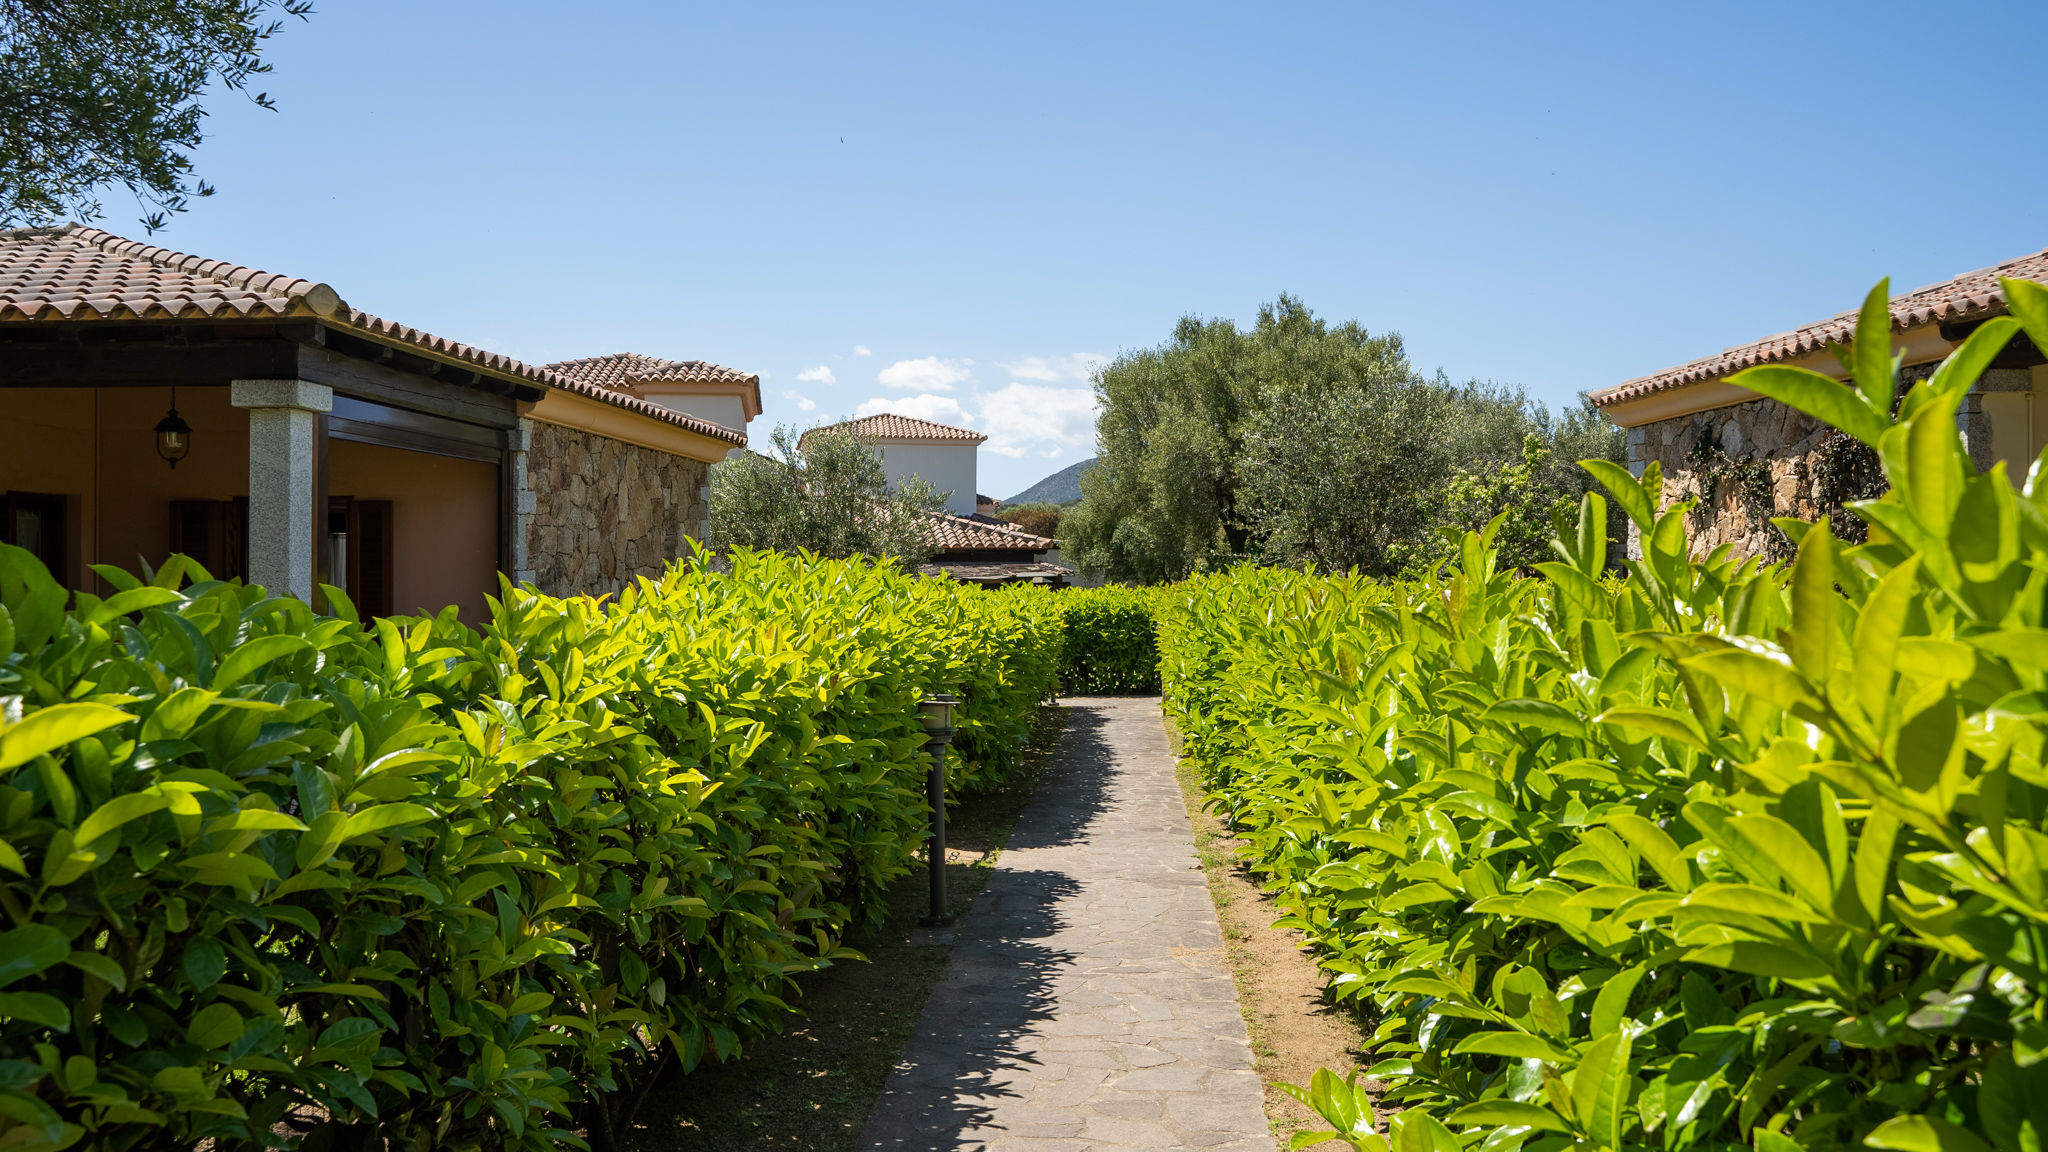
[{"xmin": 1170, "ymin": 735, "xmax": 1371, "ymax": 1149}]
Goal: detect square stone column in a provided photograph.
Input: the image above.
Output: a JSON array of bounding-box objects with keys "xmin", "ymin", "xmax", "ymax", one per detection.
[
  {"xmin": 507, "ymin": 418, "xmax": 538, "ymax": 587},
  {"xmin": 231, "ymin": 379, "xmax": 333, "ymax": 602}
]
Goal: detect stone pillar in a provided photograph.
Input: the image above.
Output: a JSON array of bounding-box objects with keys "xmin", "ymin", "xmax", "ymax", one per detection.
[
  {"xmin": 508, "ymin": 418, "xmax": 538, "ymax": 587},
  {"xmin": 1624, "ymin": 425, "xmax": 1649, "ymax": 561},
  {"xmin": 231, "ymin": 379, "xmax": 332, "ymax": 601},
  {"xmin": 1958, "ymin": 392, "xmax": 1995, "ymax": 473}
]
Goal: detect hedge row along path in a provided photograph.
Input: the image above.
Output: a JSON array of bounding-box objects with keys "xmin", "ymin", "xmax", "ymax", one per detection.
[{"xmin": 861, "ymin": 697, "xmax": 1274, "ymax": 1152}]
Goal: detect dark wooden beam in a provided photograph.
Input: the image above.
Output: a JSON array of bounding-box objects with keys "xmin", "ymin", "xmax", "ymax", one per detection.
[
  {"xmin": 1939, "ymin": 317, "xmax": 2046, "ymax": 367},
  {"xmin": 0, "ymin": 334, "xmax": 299, "ymax": 386},
  {"xmin": 295, "ymin": 343, "xmax": 519, "ymax": 429},
  {"xmin": 327, "ymin": 395, "xmax": 503, "ymax": 462}
]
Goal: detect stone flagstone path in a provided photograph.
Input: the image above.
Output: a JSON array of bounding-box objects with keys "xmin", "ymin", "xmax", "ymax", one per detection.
[{"xmin": 861, "ymin": 697, "xmax": 1275, "ymax": 1152}]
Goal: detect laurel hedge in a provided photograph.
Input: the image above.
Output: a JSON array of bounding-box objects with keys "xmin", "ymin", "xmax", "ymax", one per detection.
[
  {"xmin": 1161, "ymin": 278, "xmax": 2048, "ymax": 1151},
  {"xmin": 1057, "ymin": 585, "xmax": 1162, "ymax": 695},
  {"xmin": 0, "ymin": 546, "xmax": 1061, "ymax": 1152}
]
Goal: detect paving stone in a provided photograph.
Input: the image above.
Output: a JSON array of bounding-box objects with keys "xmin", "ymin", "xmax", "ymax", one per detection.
[{"xmin": 861, "ymin": 698, "xmax": 1274, "ymax": 1151}]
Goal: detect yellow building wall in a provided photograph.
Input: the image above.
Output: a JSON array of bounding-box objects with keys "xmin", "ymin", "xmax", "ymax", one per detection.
[
  {"xmin": 328, "ymin": 438, "xmax": 499, "ymax": 622},
  {"xmin": 0, "ymin": 386, "xmax": 249, "ymax": 587}
]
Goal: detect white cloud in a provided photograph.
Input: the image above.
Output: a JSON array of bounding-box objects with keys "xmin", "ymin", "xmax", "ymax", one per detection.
[
  {"xmin": 975, "ymin": 383, "xmax": 1098, "ymax": 459},
  {"xmin": 853, "ymin": 344, "xmax": 872, "ymax": 357},
  {"xmin": 877, "ymin": 356, "xmax": 972, "ymax": 393},
  {"xmin": 783, "ymin": 390, "xmax": 817, "ymax": 413},
  {"xmin": 1000, "ymin": 353, "xmax": 1107, "ymax": 383},
  {"xmin": 795, "ymin": 365, "xmax": 836, "ymax": 386},
  {"xmin": 854, "ymin": 393, "xmax": 974, "ymax": 427}
]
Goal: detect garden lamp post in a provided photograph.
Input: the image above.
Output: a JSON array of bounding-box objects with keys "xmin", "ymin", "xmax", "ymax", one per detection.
[{"xmin": 919, "ymin": 693, "xmax": 958, "ymax": 927}]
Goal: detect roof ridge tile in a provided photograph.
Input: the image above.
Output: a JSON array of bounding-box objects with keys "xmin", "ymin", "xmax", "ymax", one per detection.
[
  {"xmin": 1595, "ymin": 245, "xmax": 2048, "ymax": 408},
  {"xmin": 0, "ymin": 224, "xmax": 746, "ymax": 447}
]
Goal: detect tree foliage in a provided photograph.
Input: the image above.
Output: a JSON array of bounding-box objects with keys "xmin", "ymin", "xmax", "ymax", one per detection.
[
  {"xmin": 1444, "ymin": 433, "xmax": 1581, "ymax": 572},
  {"xmin": 1065, "ymin": 295, "xmax": 1626, "ymax": 582},
  {"xmin": 0, "ymin": 0, "xmax": 312, "ymax": 232},
  {"xmin": 1240, "ymin": 369, "xmax": 1458, "ymax": 575},
  {"xmin": 996, "ymin": 501, "xmax": 1064, "ymax": 540},
  {"xmin": 709, "ymin": 424, "xmax": 945, "ymax": 565},
  {"xmin": 1065, "ymin": 295, "xmax": 1416, "ymax": 581}
]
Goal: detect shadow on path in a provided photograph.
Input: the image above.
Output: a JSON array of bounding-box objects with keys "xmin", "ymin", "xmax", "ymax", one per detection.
[
  {"xmin": 862, "ymin": 697, "xmax": 1274, "ymax": 1152},
  {"xmin": 861, "ymin": 868, "xmax": 1079, "ymax": 1146},
  {"xmin": 1002, "ymin": 700, "xmax": 1115, "ymax": 851}
]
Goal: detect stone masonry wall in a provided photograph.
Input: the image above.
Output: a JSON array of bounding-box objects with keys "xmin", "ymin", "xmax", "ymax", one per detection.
[
  {"xmin": 519, "ymin": 420, "xmax": 709, "ymax": 597},
  {"xmin": 1626, "ymin": 396, "xmax": 1834, "ymax": 562},
  {"xmin": 1625, "ymin": 361, "xmax": 1999, "ymax": 562}
]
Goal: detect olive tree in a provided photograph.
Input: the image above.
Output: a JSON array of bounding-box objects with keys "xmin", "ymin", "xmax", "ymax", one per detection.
[
  {"xmin": 709, "ymin": 424, "xmax": 945, "ymax": 564},
  {"xmin": 1, "ymin": 0, "xmax": 312, "ymax": 231}
]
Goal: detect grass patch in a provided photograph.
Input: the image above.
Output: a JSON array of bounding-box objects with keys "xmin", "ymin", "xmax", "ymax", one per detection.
[{"xmin": 621, "ymin": 704, "xmax": 1068, "ymax": 1151}]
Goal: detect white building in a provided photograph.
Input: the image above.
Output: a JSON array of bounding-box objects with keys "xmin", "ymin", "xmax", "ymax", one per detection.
[
  {"xmin": 811, "ymin": 413, "xmax": 985, "ymax": 516},
  {"xmin": 546, "ymin": 353, "xmax": 761, "ymax": 438}
]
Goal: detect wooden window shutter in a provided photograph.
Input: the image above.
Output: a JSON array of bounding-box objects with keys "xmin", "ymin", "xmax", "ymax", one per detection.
[
  {"xmin": 347, "ymin": 500, "xmax": 395, "ymax": 618},
  {"xmin": 168, "ymin": 500, "xmax": 247, "ymax": 583}
]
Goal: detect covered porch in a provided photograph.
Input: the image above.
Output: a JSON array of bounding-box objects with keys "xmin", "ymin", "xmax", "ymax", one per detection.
[
  {"xmin": 2, "ymin": 378, "xmax": 511, "ymax": 619},
  {"xmin": 1, "ymin": 369, "xmax": 516, "ymax": 622}
]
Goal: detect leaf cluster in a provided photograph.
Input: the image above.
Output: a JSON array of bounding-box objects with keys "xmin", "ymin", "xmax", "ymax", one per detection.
[
  {"xmin": 0, "ymin": 544, "xmax": 1062, "ymax": 1151},
  {"xmin": 708, "ymin": 425, "xmax": 947, "ymax": 566},
  {"xmin": 1056, "ymin": 586, "xmax": 1164, "ymax": 695},
  {"xmin": 1158, "ymin": 279, "xmax": 2048, "ymax": 1151},
  {"xmin": 0, "ymin": 0, "xmax": 311, "ymax": 231}
]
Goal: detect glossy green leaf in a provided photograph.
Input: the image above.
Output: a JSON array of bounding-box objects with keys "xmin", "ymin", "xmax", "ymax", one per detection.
[
  {"xmin": 0, "ymin": 703, "xmax": 133, "ymax": 771},
  {"xmin": 1726, "ymin": 364, "xmax": 1893, "ymax": 448}
]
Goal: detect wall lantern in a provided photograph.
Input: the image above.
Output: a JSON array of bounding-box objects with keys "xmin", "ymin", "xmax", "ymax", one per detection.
[
  {"xmin": 919, "ymin": 692, "xmax": 959, "ymax": 927},
  {"xmin": 154, "ymin": 388, "xmax": 192, "ymax": 469}
]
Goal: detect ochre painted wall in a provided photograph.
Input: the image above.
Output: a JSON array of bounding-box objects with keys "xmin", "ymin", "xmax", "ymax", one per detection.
[
  {"xmin": 328, "ymin": 439, "xmax": 498, "ymax": 622},
  {"xmin": 0, "ymin": 386, "xmax": 249, "ymax": 588}
]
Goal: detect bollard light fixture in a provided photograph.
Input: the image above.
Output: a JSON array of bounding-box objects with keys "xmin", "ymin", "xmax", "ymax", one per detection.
[
  {"xmin": 919, "ymin": 692, "xmax": 959, "ymax": 927},
  {"xmin": 154, "ymin": 387, "xmax": 191, "ymax": 469},
  {"xmin": 919, "ymin": 692, "xmax": 957, "ymax": 738}
]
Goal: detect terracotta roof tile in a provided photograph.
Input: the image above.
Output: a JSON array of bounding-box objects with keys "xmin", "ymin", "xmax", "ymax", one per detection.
[
  {"xmin": 813, "ymin": 413, "xmax": 988, "ymax": 444},
  {"xmin": 1593, "ymin": 247, "xmax": 2048, "ymax": 408},
  {"xmin": 0, "ymin": 225, "xmax": 745, "ymax": 446},
  {"xmin": 928, "ymin": 512, "xmax": 1055, "ymax": 551},
  {"xmin": 546, "ymin": 352, "xmax": 757, "ymax": 393}
]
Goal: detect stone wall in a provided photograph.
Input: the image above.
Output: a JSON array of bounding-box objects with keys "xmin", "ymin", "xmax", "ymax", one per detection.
[
  {"xmin": 1625, "ymin": 396, "xmax": 1834, "ymax": 561},
  {"xmin": 516, "ymin": 419, "xmax": 709, "ymax": 597},
  {"xmin": 1623, "ymin": 361, "xmax": 1996, "ymax": 562}
]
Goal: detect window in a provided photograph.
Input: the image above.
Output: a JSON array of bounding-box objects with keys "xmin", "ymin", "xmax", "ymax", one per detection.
[
  {"xmin": 328, "ymin": 497, "xmax": 394, "ymax": 618},
  {"xmin": 2, "ymin": 491, "xmax": 69, "ymax": 581},
  {"xmin": 168, "ymin": 499, "xmax": 247, "ymax": 582}
]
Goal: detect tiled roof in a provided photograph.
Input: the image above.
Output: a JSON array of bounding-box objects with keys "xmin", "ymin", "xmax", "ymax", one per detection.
[
  {"xmin": 813, "ymin": 413, "xmax": 988, "ymax": 443},
  {"xmin": 546, "ymin": 352, "xmax": 757, "ymax": 392},
  {"xmin": 0, "ymin": 225, "xmax": 745, "ymax": 446},
  {"xmin": 917, "ymin": 559, "xmax": 1073, "ymax": 586},
  {"xmin": 928, "ymin": 512, "xmax": 1055, "ymax": 551},
  {"xmin": 1593, "ymin": 247, "xmax": 2048, "ymax": 409}
]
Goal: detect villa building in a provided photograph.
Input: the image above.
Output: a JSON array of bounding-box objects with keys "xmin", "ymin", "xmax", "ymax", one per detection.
[
  {"xmin": 0, "ymin": 225, "xmax": 756, "ymax": 617},
  {"xmin": 1591, "ymin": 247, "xmax": 2048, "ymax": 559}
]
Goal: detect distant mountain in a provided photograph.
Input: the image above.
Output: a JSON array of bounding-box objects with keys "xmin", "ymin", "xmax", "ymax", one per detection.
[{"xmin": 1006, "ymin": 457, "xmax": 1095, "ymax": 506}]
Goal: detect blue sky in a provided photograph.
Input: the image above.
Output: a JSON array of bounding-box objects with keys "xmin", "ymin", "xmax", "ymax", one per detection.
[{"xmin": 152, "ymin": 0, "xmax": 2048, "ymax": 498}]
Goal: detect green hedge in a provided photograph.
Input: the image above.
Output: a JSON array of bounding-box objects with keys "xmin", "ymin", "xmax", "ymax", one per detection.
[
  {"xmin": 0, "ymin": 546, "xmax": 1061, "ymax": 1152},
  {"xmin": 1160, "ymin": 279, "xmax": 2048, "ymax": 1151},
  {"xmin": 1057, "ymin": 586, "xmax": 1161, "ymax": 695}
]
